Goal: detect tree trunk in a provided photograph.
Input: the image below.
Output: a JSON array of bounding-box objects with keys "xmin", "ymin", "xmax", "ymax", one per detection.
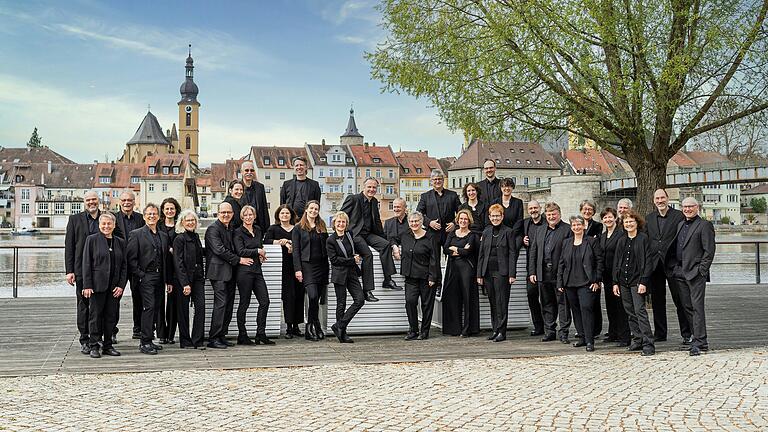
[{"xmin": 630, "ymin": 159, "xmax": 668, "ymax": 216}]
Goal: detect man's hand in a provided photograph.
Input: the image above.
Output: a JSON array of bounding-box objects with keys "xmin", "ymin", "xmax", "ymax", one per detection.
[
  {"xmin": 258, "ymin": 248, "xmax": 267, "ymax": 263},
  {"xmin": 295, "ymin": 271, "xmax": 303, "ymax": 283},
  {"xmin": 112, "ymin": 287, "xmax": 124, "ymax": 298},
  {"xmin": 66, "ymin": 273, "xmax": 75, "ymax": 286},
  {"xmin": 354, "ymin": 254, "xmax": 362, "ymax": 265},
  {"xmin": 240, "ymin": 257, "xmax": 254, "ymax": 266},
  {"xmin": 523, "ymin": 235, "xmax": 530, "ymax": 246},
  {"xmin": 509, "ymin": 277, "xmax": 516, "ymax": 285},
  {"xmin": 183, "ymin": 285, "xmax": 191, "ymax": 296},
  {"xmin": 166, "ymin": 284, "xmax": 173, "ymax": 293},
  {"xmin": 429, "ymin": 220, "xmax": 441, "ymax": 230},
  {"xmin": 445, "ymin": 222, "xmax": 456, "ymax": 232},
  {"xmin": 82, "ymin": 288, "xmax": 93, "ymax": 298},
  {"xmin": 613, "ymin": 285, "xmax": 620, "ymax": 297},
  {"xmin": 590, "ymin": 283, "xmax": 600, "ymax": 292},
  {"xmin": 638, "ymin": 284, "xmax": 647, "ymax": 295},
  {"xmin": 529, "ymin": 275, "xmax": 537, "ymax": 284},
  {"xmin": 477, "ymin": 277, "xmax": 483, "ymax": 285}
]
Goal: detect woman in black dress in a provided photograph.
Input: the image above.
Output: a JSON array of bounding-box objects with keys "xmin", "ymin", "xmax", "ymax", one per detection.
[
  {"xmin": 224, "ymin": 180, "xmax": 245, "ymax": 229},
  {"xmin": 234, "ymin": 205, "xmax": 274, "ymax": 345},
  {"xmin": 394, "ymin": 211, "xmax": 441, "ymax": 340},
  {"xmin": 442, "ymin": 209, "xmax": 480, "ymax": 337},
  {"xmin": 476, "ymin": 203, "xmax": 518, "ymax": 342},
  {"xmin": 173, "ymin": 209, "xmax": 206, "ymax": 349},
  {"xmin": 264, "ymin": 204, "xmax": 303, "ymax": 339},
  {"xmin": 557, "ymin": 215, "xmax": 603, "ymax": 352},
  {"xmin": 158, "ymin": 197, "xmax": 180, "ymax": 345},
  {"xmin": 326, "ymin": 211, "xmax": 367, "ymax": 343},
  {"xmin": 581, "ymin": 199, "xmax": 604, "ymax": 338},
  {"xmin": 458, "ymin": 182, "xmax": 486, "ymax": 234},
  {"xmin": 292, "ymin": 200, "xmax": 329, "ymax": 341},
  {"xmin": 491, "ymin": 177, "xmax": 524, "ymax": 240},
  {"xmin": 599, "ymin": 207, "xmax": 630, "ymax": 346}
]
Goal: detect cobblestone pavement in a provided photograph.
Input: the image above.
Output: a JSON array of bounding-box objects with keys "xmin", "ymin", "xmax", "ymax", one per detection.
[{"xmin": 1, "ymin": 347, "xmax": 766, "ymax": 431}]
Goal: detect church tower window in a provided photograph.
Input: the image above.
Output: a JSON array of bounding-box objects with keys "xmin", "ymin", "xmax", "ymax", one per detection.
[
  {"xmin": 186, "ymin": 113, "xmax": 191, "ymax": 127},
  {"xmin": 186, "ymin": 136, "xmax": 191, "ymax": 150}
]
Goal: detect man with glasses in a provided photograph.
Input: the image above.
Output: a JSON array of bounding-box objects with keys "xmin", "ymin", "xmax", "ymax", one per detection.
[
  {"xmin": 477, "ymin": 159, "xmax": 501, "ymax": 204},
  {"xmin": 416, "ymin": 169, "xmax": 461, "ymax": 247},
  {"xmin": 241, "ymin": 161, "xmax": 270, "ymax": 233},
  {"xmin": 112, "ymin": 190, "xmax": 145, "ymax": 341},
  {"xmin": 280, "ymin": 156, "xmax": 321, "ymax": 220}
]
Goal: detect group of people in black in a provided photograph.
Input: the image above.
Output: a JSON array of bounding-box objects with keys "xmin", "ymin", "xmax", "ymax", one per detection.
[{"xmin": 65, "ymin": 157, "xmax": 715, "ymax": 358}]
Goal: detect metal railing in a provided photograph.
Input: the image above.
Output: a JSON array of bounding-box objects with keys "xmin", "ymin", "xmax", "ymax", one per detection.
[{"xmin": 2, "ymin": 241, "xmax": 767, "ymax": 298}]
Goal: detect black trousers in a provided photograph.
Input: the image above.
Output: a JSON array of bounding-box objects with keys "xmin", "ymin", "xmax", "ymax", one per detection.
[
  {"xmin": 604, "ymin": 282, "xmax": 630, "ymax": 342},
  {"xmin": 485, "ymin": 273, "xmax": 511, "ymax": 336},
  {"xmin": 334, "ymin": 275, "xmax": 365, "ymax": 330},
  {"xmin": 209, "ymin": 279, "xmax": 236, "ymax": 341},
  {"xmin": 88, "ymin": 290, "xmax": 120, "ymax": 350},
  {"xmin": 157, "ymin": 280, "xmax": 178, "ymax": 341},
  {"xmin": 592, "ymin": 291, "xmax": 602, "ymax": 337},
  {"xmin": 305, "ymin": 283, "xmax": 321, "ymax": 322},
  {"xmin": 620, "ymin": 284, "xmax": 654, "ymax": 348},
  {"xmin": 676, "ymin": 274, "xmax": 708, "ymax": 349},
  {"xmin": 360, "ymin": 233, "xmax": 396, "ymax": 291},
  {"xmin": 650, "ymin": 263, "xmax": 691, "ymax": 339},
  {"xmin": 565, "ymin": 286, "xmax": 598, "ymax": 344},
  {"xmin": 540, "ymin": 268, "xmax": 572, "ymax": 338},
  {"xmin": 177, "ymin": 277, "xmax": 205, "ymax": 347},
  {"xmin": 237, "ymin": 272, "xmax": 270, "ymax": 337},
  {"xmin": 404, "ymin": 277, "xmax": 436, "ymax": 336},
  {"xmin": 75, "ymin": 278, "xmax": 90, "ymax": 345},
  {"xmin": 282, "ymin": 271, "xmax": 304, "ymax": 326},
  {"xmin": 526, "ymin": 278, "xmax": 544, "ymax": 333},
  {"xmin": 139, "ymin": 272, "xmax": 163, "ymax": 345},
  {"xmin": 129, "ymin": 276, "xmax": 142, "ymax": 336}
]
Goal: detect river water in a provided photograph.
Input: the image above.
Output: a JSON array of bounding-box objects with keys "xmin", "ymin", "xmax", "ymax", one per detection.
[{"xmin": 1, "ymin": 232, "xmax": 766, "ymax": 298}]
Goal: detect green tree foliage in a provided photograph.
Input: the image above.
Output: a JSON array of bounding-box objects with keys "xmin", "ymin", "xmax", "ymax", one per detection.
[
  {"xmin": 26, "ymin": 127, "xmax": 42, "ymax": 148},
  {"xmin": 750, "ymin": 197, "xmax": 767, "ymax": 213},
  {"xmin": 368, "ymin": 0, "xmax": 768, "ymax": 214}
]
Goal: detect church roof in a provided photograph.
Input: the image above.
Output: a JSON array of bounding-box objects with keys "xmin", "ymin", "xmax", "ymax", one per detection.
[
  {"xmin": 127, "ymin": 111, "xmax": 170, "ymax": 146},
  {"xmin": 341, "ymin": 108, "xmax": 362, "ymax": 137}
]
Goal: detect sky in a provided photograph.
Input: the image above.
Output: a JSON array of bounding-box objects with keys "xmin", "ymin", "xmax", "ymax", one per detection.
[{"xmin": 0, "ymin": 0, "xmax": 461, "ymax": 166}]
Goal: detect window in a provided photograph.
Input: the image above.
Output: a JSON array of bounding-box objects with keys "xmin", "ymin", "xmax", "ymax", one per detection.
[
  {"xmin": 505, "ymin": 159, "xmax": 510, "ymax": 164},
  {"xmin": 162, "ymin": 166, "xmax": 170, "ymax": 175},
  {"xmin": 546, "ymin": 160, "xmax": 552, "ymax": 165},
  {"xmin": 186, "ymin": 113, "xmax": 191, "ymax": 127},
  {"xmin": 346, "ymin": 157, "xmax": 353, "ymax": 163},
  {"xmin": 149, "ymin": 183, "xmax": 155, "ymax": 192},
  {"xmin": 173, "ymin": 166, "xmax": 180, "ymax": 175},
  {"xmin": 186, "ymin": 136, "xmax": 191, "ymax": 150},
  {"xmin": 523, "ymin": 177, "xmax": 529, "ymax": 186},
  {"xmin": 536, "ymin": 160, "xmax": 541, "ymax": 165},
  {"xmin": 332, "ymin": 154, "xmax": 342, "ymax": 162},
  {"xmin": 386, "ymin": 185, "xmax": 394, "ymax": 194},
  {"xmin": 265, "ymin": 186, "xmax": 272, "ymax": 193},
  {"xmin": 279, "ymin": 172, "xmax": 286, "ymax": 180},
  {"xmin": 516, "ymin": 159, "xmax": 521, "ymax": 164},
  {"xmin": 375, "ymin": 169, "xmax": 381, "ymax": 178},
  {"xmin": 365, "ymin": 168, "xmax": 371, "ymax": 178},
  {"xmin": 388, "ymin": 202, "xmax": 394, "ymax": 211},
  {"xmin": 348, "ymin": 184, "xmax": 353, "ymax": 193},
  {"xmin": 471, "ymin": 176, "xmax": 475, "ymax": 183},
  {"xmin": 148, "ymin": 166, "xmax": 156, "ymax": 175},
  {"xmin": 54, "ymin": 202, "xmax": 65, "ymax": 215},
  {"xmin": 404, "ymin": 168, "xmax": 410, "ymax": 174},
  {"xmin": 278, "ymin": 157, "xmax": 285, "ymax": 166},
  {"xmin": 535, "ymin": 177, "xmax": 541, "ymax": 186},
  {"xmin": 373, "ymin": 157, "xmax": 381, "ymax": 163},
  {"xmin": 265, "ymin": 172, "xmax": 271, "ymax": 180},
  {"xmin": 526, "ymin": 160, "xmax": 531, "ymax": 164},
  {"xmin": 319, "ymin": 169, "xmax": 324, "ymax": 177},
  {"xmin": 112, "ymin": 190, "xmax": 119, "ymax": 198},
  {"xmin": 21, "ymin": 189, "xmax": 30, "ymax": 200},
  {"xmin": 264, "ymin": 157, "xmax": 270, "ymax": 165},
  {"xmin": 131, "ymin": 176, "xmax": 140, "ymax": 184},
  {"xmin": 71, "ymin": 203, "xmax": 81, "ymax": 212},
  {"xmin": 347, "ymin": 169, "xmax": 353, "ymax": 178},
  {"xmin": 452, "ymin": 178, "xmax": 456, "ymax": 188},
  {"xmin": 416, "ymin": 168, "xmax": 422, "ymax": 174},
  {"xmin": 21, "ymin": 203, "xmax": 29, "ymax": 214},
  {"xmin": 320, "ymin": 185, "xmax": 324, "ymax": 193},
  {"xmin": 162, "ymin": 183, "xmax": 168, "ymax": 192},
  {"xmin": 99, "ymin": 176, "xmax": 110, "ymax": 184},
  {"xmin": 388, "ymin": 169, "xmax": 394, "ymax": 179},
  {"xmin": 38, "ymin": 203, "xmax": 48, "ymax": 213}
]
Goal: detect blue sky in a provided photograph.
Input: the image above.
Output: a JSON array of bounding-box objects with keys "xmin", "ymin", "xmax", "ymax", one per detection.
[{"xmin": 0, "ymin": 0, "xmax": 460, "ymax": 166}]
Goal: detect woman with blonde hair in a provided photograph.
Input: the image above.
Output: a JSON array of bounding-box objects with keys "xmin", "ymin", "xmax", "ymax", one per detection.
[
  {"xmin": 173, "ymin": 209, "xmax": 206, "ymax": 349},
  {"xmin": 234, "ymin": 205, "xmax": 272, "ymax": 345},
  {"xmin": 292, "ymin": 200, "xmax": 329, "ymax": 341},
  {"xmin": 442, "ymin": 208, "xmax": 480, "ymax": 336},
  {"xmin": 326, "ymin": 211, "xmax": 367, "ymax": 343}
]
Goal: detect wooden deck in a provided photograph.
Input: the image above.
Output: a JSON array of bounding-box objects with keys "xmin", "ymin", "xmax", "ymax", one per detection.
[{"xmin": 0, "ymin": 283, "xmax": 765, "ymax": 377}]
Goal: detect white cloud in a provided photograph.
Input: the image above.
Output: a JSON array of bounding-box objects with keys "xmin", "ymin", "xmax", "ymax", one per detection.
[
  {"xmin": 335, "ymin": 35, "xmax": 368, "ymax": 45},
  {"xmin": 322, "ymin": 0, "xmax": 379, "ymax": 25}
]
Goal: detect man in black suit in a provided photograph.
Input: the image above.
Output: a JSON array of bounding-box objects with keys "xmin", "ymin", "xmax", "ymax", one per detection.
[
  {"xmin": 340, "ymin": 177, "xmax": 400, "ymax": 302},
  {"xmin": 674, "ymin": 197, "xmax": 715, "ymax": 356},
  {"xmin": 522, "ymin": 199, "xmax": 545, "ymax": 336},
  {"xmin": 126, "ymin": 204, "xmax": 171, "ymax": 355},
  {"xmin": 528, "ymin": 202, "xmax": 572, "ymax": 343},
  {"xmin": 206, "ymin": 202, "xmax": 251, "ymax": 349},
  {"xmin": 65, "ymin": 190, "xmax": 102, "ymax": 355},
  {"xmin": 384, "ymin": 197, "xmax": 408, "ymax": 247},
  {"xmin": 241, "ymin": 160, "xmax": 270, "ymax": 233},
  {"xmin": 280, "ymin": 156, "xmax": 321, "ymax": 220},
  {"xmin": 416, "ymin": 169, "xmax": 461, "ymax": 246},
  {"xmin": 477, "ymin": 159, "xmax": 501, "ymax": 204},
  {"xmin": 112, "ymin": 190, "xmax": 145, "ymax": 341},
  {"xmin": 646, "ymin": 188, "xmax": 691, "ymax": 343}
]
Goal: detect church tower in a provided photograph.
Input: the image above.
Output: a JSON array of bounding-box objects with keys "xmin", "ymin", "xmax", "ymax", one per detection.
[
  {"xmin": 178, "ymin": 45, "xmax": 200, "ymax": 166},
  {"xmin": 340, "ymin": 107, "xmax": 364, "ymax": 147}
]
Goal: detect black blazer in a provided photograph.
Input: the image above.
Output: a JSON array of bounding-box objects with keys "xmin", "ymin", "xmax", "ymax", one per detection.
[
  {"xmin": 223, "ymin": 195, "xmax": 243, "ymax": 229},
  {"xmin": 384, "ymin": 215, "xmax": 408, "ymax": 245},
  {"xmin": 233, "ymin": 225, "xmax": 265, "ymax": 275},
  {"xmin": 326, "ymin": 232, "xmax": 366, "ymax": 285},
  {"xmin": 82, "ymin": 233, "xmax": 127, "ymax": 293},
  {"xmin": 612, "ymin": 232, "xmax": 654, "ymax": 287},
  {"xmin": 675, "ymin": 217, "xmax": 716, "ymax": 281},
  {"xmin": 126, "ymin": 225, "xmax": 169, "ymax": 283},
  {"xmin": 477, "ymin": 177, "xmax": 501, "ymax": 203},
  {"xmin": 528, "ymin": 221, "xmax": 572, "ymax": 280},
  {"xmin": 400, "ymin": 230, "xmax": 442, "ymax": 283},
  {"xmin": 522, "ymin": 217, "xmax": 544, "ymax": 252},
  {"xmin": 476, "ymin": 224, "xmax": 519, "ymax": 278},
  {"xmin": 599, "ymin": 227, "xmax": 625, "ymax": 287},
  {"xmin": 584, "ymin": 220, "xmax": 603, "ymax": 238},
  {"xmin": 64, "ymin": 211, "xmax": 102, "ymax": 278},
  {"xmin": 458, "ymin": 201, "xmax": 487, "ymax": 233},
  {"xmin": 292, "ymin": 226, "xmax": 329, "ymax": 268},
  {"xmin": 340, "ymin": 193, "xmax": 384, "ymax": 237},
  {"xmin": 173, "ymin": 230, "xmax": 204, "ymax": 287},
  {"xmin": 645, "ymin": 207, "xmax": 685, "ymax": 271},
  {"xmin": 416, "ymin": 188, "xmax": 461, "ymax": 232},
  {"xmin": 280, "ymin": 177, "xmax": 321, "ymax": 216},
  {"xmin": 204, "ymin": 220, "xmax": 240, "ymax": 282},
  {"xmin": 112, "ymin": 210, "xmax": 145, "ymax": 241},
  {"xmin": 242, "ymin": 180, "xmax": 270, "ymax": 233},
  {"xmin": 557, "ymin": 236, "xmax": 603, "ymax": 289}
]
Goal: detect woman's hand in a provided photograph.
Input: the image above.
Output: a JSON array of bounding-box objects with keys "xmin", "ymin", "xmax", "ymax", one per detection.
[
  {"xmin": 638, "ymin": 284, "xmax": 647, "ymax": 294},
  {"xmin": 183, "ymin": 285, "xmax": 191, "ymax": 296},
  {"xmin": 590, "ymin": 283, "xmax": 600, "ymax": 292},
  {"xmin": 612, "ymin": 285, "xmax": 620, "ymax": 297},
  {"xmin": 240, "ymin": 257, "xmax": 254, "ymax": 266},
  {"xmin": 295, "ymin": 271, "xmax": 303, "ymax": 283}
]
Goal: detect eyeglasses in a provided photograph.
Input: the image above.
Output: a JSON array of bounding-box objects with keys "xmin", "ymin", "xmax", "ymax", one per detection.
[{"xmin": 243, "ymin": 169, "xmax": 255, "ymax": 172}]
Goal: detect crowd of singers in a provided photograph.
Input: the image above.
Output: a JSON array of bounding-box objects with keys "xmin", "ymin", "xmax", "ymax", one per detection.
[{"xmin": 65, "ymin": 157, "xmax": 715, "ymax": 359}]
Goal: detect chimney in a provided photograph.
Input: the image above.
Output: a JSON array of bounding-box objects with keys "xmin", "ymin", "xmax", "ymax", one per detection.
[
  {"xmin": 322, "ymin": 138, "xmax": 327, "ymax": 150},
  {"xmin": 47, "ymin": 160, "xmax": 52, "ymax": 174},
  {"xmin": 364, "ymin": 142, "xmax": 369, "ymax": 152}
]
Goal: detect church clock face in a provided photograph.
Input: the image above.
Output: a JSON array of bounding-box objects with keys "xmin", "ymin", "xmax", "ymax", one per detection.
[{"xmin": 185, "ymin": 105, "xmax": 193, "ymax": 113}]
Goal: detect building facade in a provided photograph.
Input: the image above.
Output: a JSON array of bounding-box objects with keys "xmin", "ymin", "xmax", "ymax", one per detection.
[
  {"xmin": 395, "ymin": 150, "xmax": 441, "ymax": 212},
  {"xmin": 306, "ymin": 140, "xmax": 357, "ymax": 223},
  {"xmin": 350, "ymin": 143, "xmax": 399, "ymax": 218},
  {"xmin": 246, "ymin": 146, "xmax": 313, "ymax": 218}
]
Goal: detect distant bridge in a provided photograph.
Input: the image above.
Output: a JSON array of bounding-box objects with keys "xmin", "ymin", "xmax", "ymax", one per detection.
[{"xmin": 601, "ymin": 162, "xmax": 768, "ymax": 193}]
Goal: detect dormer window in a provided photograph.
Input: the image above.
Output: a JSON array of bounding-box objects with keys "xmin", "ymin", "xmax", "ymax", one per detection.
[
  {"xmin": 346, "ymin": 157, "xmax": 353, "ymax": 163},
  {"xmin": 416, "ymin": 168, "xmax": 422, "ymax": 174},
  {"xmin": 220, "ymin": 180, "xmax": 226, "ymax": 187},
  {"xmin": 546, "ymin": 160, "xmax": 552, "ymax": 165},
  {"xmin": 264, "ymin": 157, "xmax": 270, "ymax": 165},
  {"xmin": 332, "ymin": 154, "xmax": 342, "ymax": 162},
  {"xmin": 278, "ymin": 157, "xmax": 285, "ymax": 166},
  {"xmin": 162, "ymin": 166, "xmax": 170, "ymax": 175},
  {"xmin": 403, "ymin": 168, "xmax": 410, "ymax": 174},
  {"xmin": 172, "ymin": 166, "xmax": 180, "ymax": 175},
  {"xmin": 148, "ymin": 166, "xmax": 156, "ymax": 175},
  {"xmin": 373, "ymin": 157, "xmax": 381, "ymax": 163},
  {"xmin": 320, "ymin": 157, "xmax": 327, "ymax": 162},
  {"xmin": 99, "ymin": 176, "xmax": 111, "ymax": 184},
  {"xmin": 131, "ymin": 176, "xmax": 140, "ymax": 184}
]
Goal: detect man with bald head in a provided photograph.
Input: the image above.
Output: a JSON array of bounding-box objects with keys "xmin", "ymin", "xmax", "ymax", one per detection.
[
  {"xmin": 384, "ymin": 197, "xmax": 408, "ymax": 247},
  {"xmin": 65, "ymin": 191, "xmax": 103, "ymax": 355},
  {"xmin": 240, "ymin": 161, "xmax": 270, "ymax": 233},
  {"xmin": 673, "ymin": 198, "xmax": 715, "ymax": 356},
  {"xmin": 522, "ymin": 199, "xmax": 545, "ymax": 336},
  {"xmin": 112, "ymin": 190, "xmax": 145, "ymax": 341},
  {"xmin": 206, "ymin": 202, "xmax": 252, "ymax": 349}
]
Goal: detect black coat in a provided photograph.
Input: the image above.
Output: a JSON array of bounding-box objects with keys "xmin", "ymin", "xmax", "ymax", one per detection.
[
  {"xmin": 675, "ymin": 217, "xmax": 716, "ymax": 281},
  {"xmin": 645, "ymin": 207, "xmax": 685, "ymax": 271},
  {"xmin": 242, "ymin": 180, "xmax": 270, "ymax": 234},
  {"xmin": 584, "ymin": 220, "xmax": 603, "ymax": 238},
  {"xmin": 476, "ymin": 224, "xmax": 519, "ymax": 278},
  {"xmin": 522, "ymin": 217, "xmax": 544, "ymax": 252},
  {"xmin": 82, "ymin": 233, "xmax": 127, "ymax": 293},
  {"xmin": 126, "ymin": 225, "xmax": 170, "ymax": 283},
  {"xmin": 280, "ymin": 177, "xmax": 321, "ymax": 217},
  {"xmin": 599, "ymin": 227, "xmax": 625, "ymax": 287},
  {"xmin": 416, "ymin": 189, "xmax": 461, "ymax": 232},
  {"xmin": 557, "ymin": 236, "xmax": 603, "ymax": 289},
  {"xmin": 223, "ymin": 195, "xmax": 243, "ymax": 229},
  {"xmin": 477, "ymin": 177, "xmax": 501, "ymax": 203},
  {"xmin": 64, "ymin": 211, "xmax": 102, "ymax": 278},
  {"xmin": 292, "ymin": 226, "xmax": 329, "ymax": 267},
  {"xmin": 384, "ymin": 215, "xmax": 408, "ymax": 245},
  {"xmin": 173, "ymin": 230, "xmax": 204, "ymax": 288},
  {"xmin": 204, "ymin": 220, "xmax": 240, "ymax": 282},
  {"xmin": 612, "ymin": 232, "xmax": 654, "ymax": 287},
  {"xmin": 326, "ymin": 232, "xmax": 366, "ymax": 285},
  {"xmin": 112, "ymin": 210, "xmax": 145, "ymax": 241},
  {"xmin": 233, "ymin": 225, "xmax": 265, "ymax": 275},
  {"xmin": 491, "ymin": 197, "xmax": 524, "ymax": 244},
  {"xmin": 527, "ymin": 221, "xmax": 572, "ymax": 280},
  {"xmin": 458, "ymin": 201, "xmax": 487, "ymax": 233},
  {"xmin": 340, "ymin": 193, "xmax": 384, "ymax": 237},
  {"xmin": 400, "ymin": 230, "xmax": 442, "ymax": 283}
]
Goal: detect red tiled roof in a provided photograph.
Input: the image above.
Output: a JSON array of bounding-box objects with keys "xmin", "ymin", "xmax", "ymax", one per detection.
[
  {"xmin": 743, "ymin": 183, "xmax": 768, "ymax": 196},
  {"xmin": 669, "ymin": 152, "xmax": 698, "ymax": 168},
  {"xmin": 0, "ymin": 146, "xmax": 75, "ymax": 165},
  {"xmin": 143, "ymin": 154, "xmax": 188, "ymax": 180},
  {"xmin": 450, "ymin": 140, "xmax": 559, "ymax": 170},
  {"xmin": 10, "ymin": 162, "xmax": 95, "ymax": 188},
  {"xmin": 564, "ymin": 149, "xmax": 627, "ymax": 175},
  {"xmin": 94, "ymin": 162, "xmax": 143, "ymax": 190},
  {"xmin": 210, "ymin": 159, "xmax": 244, "ymax": 192},
  {"xmin": 395, "ymin": 151, "xmax": 441, "ymax": 178},
  {"xmin": 248, "ymin": 146, "xmax": 312, "ymax": 169},
  {"xmin": 349, "ymin": 144, "xmax": 398, "ymax": 167},
  {"xmin": 684, "ymin": 151, "xmax": 730, "ymax": 166},
  {"xmin": 306, "ymin": 143, "xmax": 356, "ymax": 167}
]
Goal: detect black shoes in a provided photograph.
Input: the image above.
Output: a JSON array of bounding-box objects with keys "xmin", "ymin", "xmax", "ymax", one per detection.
[
  {"xmin": 305, "ymin": 323, "xmax": 319, "ymax": 342},
  {"xmin": 689, "ymin": 346, "xmax": 702, "ymax": 356},
  {"xmin": 159, "ymin": 338, "xmax": 169, "ymax": 345},
  {"xmin": 332, "ymin": 324, "xmax": 353, "ymax": 343},
  {"xmin": 627, "ymin": 343, "xmax": 643, "ymax": 351},
  {"xmin": 383, "ymin": 279, "xmax": 402, "ymax": 290},
  {"xmin": 405, "ymin": 332, "xmax": 418, "ymax": 341},
  {"xmin": 150, "ymin": 342, "xmax": 163, "ymax": 350},
  {"xmin": 492, "ymin": 334, "xmax": 506, "ymax": 342},
  {"xmin": 364, "ymin": 292, "xmax": 380, "ymax": 302},
  {"xmin": 89, "ymin": 348, "xmax": 101, "ymax": 358},
  {"xmin": 139, "ymin": 344, "xmax": 158, "ymax": 355},
  {"xmin": 221, "ymin": 339, "xmax": 234, "ymax": 347},
  {"xmin": 642, "ymin": 346, "xmax": 656, "ymax": 356},
  {"xmin": 682, "ymin": 336, "xmax": 693, "ymax": 345},
  {"xmin": 238, "ymin": 336, "xmax": 255, "ymax": 345},
  {"xmin": 180, "ymin": 344, "xmax": 196, "ymax": 349},
  {"xmin": 331, "ymin": 323, "xmax": 342, "ymax": 342},
  {"xmin": 314, "ymin": 322, "xmax": 325, "ymax": 340},
  {"xmin": 530, "ymin": 330, "xmax": 544, "ymax": 336},
  {"xmin": 541, "ymin": 334, "xmax": 557, "ymax": 342},
  {"xmin": 416, "ymin": 333, "xmax": 429, "ymax": 340},
  {"xmin": 111, "ymin": 335, "xmax": 118, "ymax": 345},
  {"xmin": 207, "ymin": 339, "xmax": 228, "ymax": 349},
  {"xmin": 80, "ymin": 343, "xmax": 90, "ymax": 355},
  {"xmin": 615, "ymin": 341, "xmax": 631, "ymax": 347},
  {"xmin": 654, "ymin": 336, "xmax": 667, "ymax": 342},
  {"xmin": 255, "ymin": 334, "xmax": 275, "ymax": 345},
  {"xmin": 573, "ymin": 339, "xmax": 587, "ymax": 348},
  {"xmin": 585, "ymin": 344, "xmax": 595, "ymax": 352},
  {"xmin": 560, "ymin": 337, "xmax": 570, "ymax": 344},
  {"xmin": 131, "ymin": 332, "xmax": 141, "ymax": 340},
  {"xmin": 290, "ymin": 325, "xmax": 303, "ymax": 337},
  {"xmin": 103, "ymin": 348, "xmax": 121, "ymax": 356},
  {"xmin": 487, "ymin": 332, "xmax": 499, "ymax": 341}
]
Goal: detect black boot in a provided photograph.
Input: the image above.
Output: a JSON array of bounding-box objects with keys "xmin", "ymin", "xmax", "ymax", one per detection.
[
  {"xmin": 305, "ymin": 323, "xmax": 319, "ymax": 341},
  {"xmin": 291, "ymin": 324, "xmax": 303, "ymax": 337},
  {"xmin": 255, "ymin": 334, "xmax": 275, "ymax": 345},
  {"xmin": 314, "ymin": 321, "xmax": 325, "ymax": 340}
]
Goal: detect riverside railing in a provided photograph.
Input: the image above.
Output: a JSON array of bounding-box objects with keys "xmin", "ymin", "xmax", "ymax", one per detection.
[{"xmin": 1, "ymin": 241, "xmax": 767, "ymax": 298}]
